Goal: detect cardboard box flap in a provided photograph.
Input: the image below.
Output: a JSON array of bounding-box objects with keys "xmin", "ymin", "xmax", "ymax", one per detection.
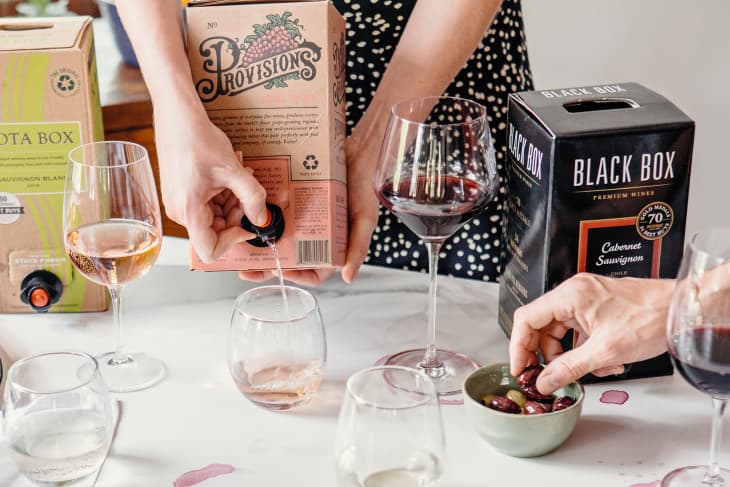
[
  {"xmin": 511, "ymin": 82, "xmax": 693, "ymax": 137},
  {"xmin": 188, "ymin": 0, "xmax": 321, "ymax": 5},
  {"xmin": 0, "ymin": 16, "xmax": 90, "ymax": 52}
]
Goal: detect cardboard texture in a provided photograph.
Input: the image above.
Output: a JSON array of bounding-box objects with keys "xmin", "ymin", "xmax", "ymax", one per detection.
[
  {"xmin": 498, "ymin": 82, "xmax": 694, "ymax": 382},
  {"xmin": 0, "ymin": 16, "xmax": 107, "ymax": 313},
  {"xmin": 186, "ymin": 0, "xmax": 347, "ymax": 271}
]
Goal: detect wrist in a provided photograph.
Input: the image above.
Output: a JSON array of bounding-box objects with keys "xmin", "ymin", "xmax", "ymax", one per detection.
[
  {"xmin": 352, "ymin": 98, "xmax": 390, "ymax": 147},
  {"xmin": 150, "ymin": 78, "xmax": 208, "ymax": 122}
]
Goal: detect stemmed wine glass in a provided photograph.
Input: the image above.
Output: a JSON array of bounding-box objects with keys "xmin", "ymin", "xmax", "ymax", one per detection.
[
  {"xmin": 64, "ymin": 141, "xmax": 165, "ymax": 393},
  {"xmin": 372, "ymin": 96, "xmax": 498, "ymax": 396},
  {"xmin": 664, "ymin": 227, "xmax": 730, "ymax": 486}
]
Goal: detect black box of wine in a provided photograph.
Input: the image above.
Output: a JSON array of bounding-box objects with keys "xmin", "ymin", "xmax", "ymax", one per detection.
[{"xmin": 498, "ymin": 82, "xmax": 694, "ymax": 382}]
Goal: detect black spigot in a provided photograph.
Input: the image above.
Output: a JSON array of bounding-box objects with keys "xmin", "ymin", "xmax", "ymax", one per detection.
[
  {"xmin": 240, "ymin": 203, "xmax": 285, "ymax": 248},
  {"xmin": 19, "ymin": 270, "xmax": 63, "ymax": 313}
]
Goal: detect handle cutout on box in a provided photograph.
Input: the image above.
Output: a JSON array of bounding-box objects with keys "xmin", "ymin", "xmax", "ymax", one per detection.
[
  {"xmin": 0, "ymin": 23, "xmax": 53, "ymax": 31},
  {"xmin": 563, "ymin": 98, "xmax": 639, "ymax": 113}
]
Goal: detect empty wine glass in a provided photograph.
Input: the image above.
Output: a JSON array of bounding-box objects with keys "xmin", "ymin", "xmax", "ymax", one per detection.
[
  {"xmin": 3, "ymin": 352, "xmax": 114, "ymax": 486},
  {"xmin": 664, "ymin": 228, "xmax": 730, "ymax": 486},
  {"xmin": 64, "ymin": 141, "xmax": 165, "ymax": 392},
  {"xmin": 229, "ymin": 285, "xmax": 326, "ymax": 410},
  {"xmin": 372, "ymin": 96, "xmax": 498, "ymax": 397},
  {"xmin": 335, "ymin": 366, "xmax": 445, "ymax": 487}
]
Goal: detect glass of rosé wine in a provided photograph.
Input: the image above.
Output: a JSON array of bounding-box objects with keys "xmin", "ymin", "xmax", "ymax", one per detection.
[
  {"xmin": 228, "ymin": 285, "xmax": 326, "ymax": 410},
  {"xmin": 64, "ymin": 141, "xmax": 165, "ymax": 393},
  {"xmin": 372, "ymin": 96, "xmax": 498, "ymax": 397},
  {"xmin": 664, "ymin": 228, "xmax": 730, "ymax": 486}
]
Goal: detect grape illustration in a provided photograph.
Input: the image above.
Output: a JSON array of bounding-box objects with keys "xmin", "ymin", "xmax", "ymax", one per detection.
[{"xmin": 241, "ymin": 12, "xmax": 303, "ymax": 68}]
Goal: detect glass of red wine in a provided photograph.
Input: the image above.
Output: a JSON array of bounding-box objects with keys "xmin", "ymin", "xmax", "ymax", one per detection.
[
  {"xmin": 665, "ymin": 228, "xmax": 730, "ymax": 486},
  {"xmin": 64, "ymin": 141, "xmax": 165, "ymax": 393},
  {"xmin": 372, "ymin": 96, "xmax": 498, "ymax": 397}
]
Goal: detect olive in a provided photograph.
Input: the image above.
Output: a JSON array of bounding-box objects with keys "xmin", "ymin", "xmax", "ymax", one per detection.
[
  {"xmin": 517, "ymin": 364, "xmax": 543, "ymax": 388},
  {"xmin": 506, "ymin": 389, "xmax": 527, "ymax": 408},
  {"xmin": 522, "ymin": 384, "xmax": 555, "ymax": 403},
  {"xmin": 523, "ymin": 400, "xmax": 548, "ymax": 415},
  {"xmin": 481, "ymin": 394, "xmax": 496, "ymax": 407},
  {"xmin": 488, "ymin": 396, "xmax": 522, "ymax": 414},
  {"xmin": 552, "ymin": 396, "xmax": 575, "ymax": 412}
]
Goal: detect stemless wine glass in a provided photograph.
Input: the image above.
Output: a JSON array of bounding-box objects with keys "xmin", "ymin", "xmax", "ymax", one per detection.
[
  {"xmin": 229, "ymin": 285, "xmax": 326, "ymax": 410},
  {"xmin": 664, "ymin": 228, "xmax": 730, "ymax": 486},
  {"xmin": 372, "ymin": 96, "xmax": 498, "ymax": 396},
  {"xmin": 335, "ymin": 366, "xmax": 445, "ymax": 487},
  {"xmin": 64, "ymin": 141, "xmax": 165, "ymax": 393},
  {"xmin": 3, "ymin": 352, "xmax": 114, "ymax": 486}
]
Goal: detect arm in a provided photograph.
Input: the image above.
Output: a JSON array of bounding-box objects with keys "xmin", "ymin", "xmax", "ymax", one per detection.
[
  {"xmin": 342, "ymin": 0, "xmax": 503, "ymax": 283},
  {"xmin": 114, "ymin": 0, "xmax": 268, "ymax": 262}
]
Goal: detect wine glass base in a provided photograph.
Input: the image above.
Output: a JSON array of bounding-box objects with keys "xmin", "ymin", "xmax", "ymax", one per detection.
[
  {"xmin": 88, "ymin": 352, "xmax": 167, "ymax": 393},
  {"xmin": 382, "ymin": 348, "xmax": 480, "ymax": 397},
  {"xmin": 662, "ymin": 466, "xmax": 730, "ymax": 486}
]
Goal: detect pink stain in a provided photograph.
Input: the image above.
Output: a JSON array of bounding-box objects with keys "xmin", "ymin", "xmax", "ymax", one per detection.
[
  {"xmin": 174, "ymin": 464, "xmax": 235, "ymax": 487},
  {"xmin": 600, "ymin": 390, "xmax": 630, "ymax": 405},
  {"xmin": 628, "ymin": 481, "xmax": 660, "ymax": 487}
]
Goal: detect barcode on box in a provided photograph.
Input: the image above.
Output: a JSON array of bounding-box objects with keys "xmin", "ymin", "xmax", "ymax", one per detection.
[{"xmin": 296, "ymin": 240, "xmax": 331, "ymax": 266}]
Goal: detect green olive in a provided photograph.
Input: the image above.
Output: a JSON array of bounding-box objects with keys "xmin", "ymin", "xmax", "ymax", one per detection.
[{"xmin": 506, "ymin": 389, "xmax": 526, "ymax": 408}]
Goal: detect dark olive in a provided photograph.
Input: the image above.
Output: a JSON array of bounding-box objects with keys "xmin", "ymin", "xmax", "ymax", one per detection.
[
  {"xmin": 488, "ymin": 396, "xmax": 522, "ymax": 414},
  {"xmin": 552, "ymin": 396, "xmax": 575, "ymax": 412},
  {"xmin": 522, "ymin": 384, "xmax": 555, "ymax": 403},
  {"xmin": 523, "ymin": 400, "xmax": 548, "ymax": 415},
  {"xmin": 517, "ymin": 364, "xmax": 544, "ymax": 388}
]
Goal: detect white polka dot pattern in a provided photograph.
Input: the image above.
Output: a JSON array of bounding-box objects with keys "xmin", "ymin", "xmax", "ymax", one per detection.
[{"xmin": 334, "ymin": 0, "xmax": 533, "ymax": 281}]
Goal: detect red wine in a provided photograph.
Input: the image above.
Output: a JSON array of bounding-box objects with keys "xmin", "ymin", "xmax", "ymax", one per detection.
[
  {"xmin": 670, "ymin": 326, "xmax": 730, "ymax": 398},
  {"xmin": 377, "ymin": 176, "xmax": 490, "ymax": 240}
]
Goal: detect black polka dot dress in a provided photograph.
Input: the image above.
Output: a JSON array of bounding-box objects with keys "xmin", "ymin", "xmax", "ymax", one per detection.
[{"xmin": 332, "ymin": 0, "xmax": 533, "ymax": 281}]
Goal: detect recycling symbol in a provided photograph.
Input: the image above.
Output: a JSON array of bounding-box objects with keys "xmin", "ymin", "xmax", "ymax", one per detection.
[
  {"xmin": 56, "ymin": 74, "xmax": 75, "ymax": 92},
  {"xmin": 303, "ymin": 154, "xmax": 319, "ymax": 170}
]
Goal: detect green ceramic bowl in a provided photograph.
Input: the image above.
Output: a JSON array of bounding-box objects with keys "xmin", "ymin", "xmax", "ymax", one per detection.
[{"xmin": 463, "ymin": 363, "xmax": 584, "ymax": 457}]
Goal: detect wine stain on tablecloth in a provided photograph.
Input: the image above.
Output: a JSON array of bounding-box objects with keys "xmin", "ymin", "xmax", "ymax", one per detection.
[
  {"xmin": 174, "ymin": 464, "xmax": 235, "ymax": 487},
  {"xmin": 628, "ymin": 481, "xmax": 660, "ymax": 487},
  {"xmin": 600, "ymin": 390, "xmax": 630, "ymax": 405}
]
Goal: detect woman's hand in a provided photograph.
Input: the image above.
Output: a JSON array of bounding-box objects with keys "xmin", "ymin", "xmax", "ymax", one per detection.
[
  {"xmin": 509, "ymin": 273, "xmax": 675, "ymax": 394},
  {"xmin": 340, "ymin": 129, "xmax": 382, "ymax": 284},
  {"xmin": 239, "ymin": 129, "xmax": 380, "ymax": 287},
  {"xmin": 154, "ymin": 107, "xmax": 268, "ymax": 263}
]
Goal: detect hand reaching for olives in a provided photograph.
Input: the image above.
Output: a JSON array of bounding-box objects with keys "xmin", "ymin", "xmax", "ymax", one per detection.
[{"xmin": 483, "ymin": 364, "xmax": 575, "ymax": 415}]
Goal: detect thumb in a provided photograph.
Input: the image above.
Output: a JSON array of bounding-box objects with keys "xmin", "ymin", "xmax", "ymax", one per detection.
[
  {"xmin": 218, "ymin": 160, "xmax": 268, "ymax": 227},
  {"xmin": 536, "ymin": 338, "xmax": 605, "ymax": 394}
]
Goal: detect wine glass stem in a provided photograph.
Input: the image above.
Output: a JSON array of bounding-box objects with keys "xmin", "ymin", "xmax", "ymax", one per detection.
[
  {"xmin": 108, "ymin": 285, "xmax": 131, "ymax": 366},
  {"xmin": 705, "ymin": 397, "xmax": 727, "ymax": 483},
  {"xmin": 420, "ymin": 240, "xmax": 444, "ymax": 375}
]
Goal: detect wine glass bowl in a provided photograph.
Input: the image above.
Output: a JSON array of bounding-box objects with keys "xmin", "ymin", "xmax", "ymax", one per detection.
[
  {"xmin": 3, "ymin": 352, "xmax": 113, "ymax": 486},
  {"xmin": 63, "ymin": 141, "xmax": 165, "ymax": 393},
  {"xmin": 228, "ymin": 285, "xmax": 326, "ymax": 410},
  {"xmin": 664, "ymin": 228, "xmax": 730, "ymax": 486},
  {"xmin": 374, "ymin": 96, "xmax": 497, "ymax": 243},
  {"xmin": 335, "ymin": 366, "xmax": 445, "ymax": 487},
  {"xmin": 372, "ymin": 96, "xmax": 498, "ymax": 396}
]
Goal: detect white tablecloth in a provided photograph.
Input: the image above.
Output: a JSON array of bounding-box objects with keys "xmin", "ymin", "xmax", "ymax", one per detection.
[{"xmin": 0, "ymin": 237, "xmax": 726, "ymax": 486}]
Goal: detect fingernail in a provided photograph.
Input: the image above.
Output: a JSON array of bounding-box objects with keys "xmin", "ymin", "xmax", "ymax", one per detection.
[{"xmin": 255, "ymin": 208, "xmax": 269, "ymax": 227}]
